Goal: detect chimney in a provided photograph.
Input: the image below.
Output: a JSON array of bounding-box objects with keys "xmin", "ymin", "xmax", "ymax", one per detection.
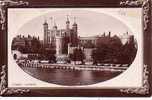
[{"xmin": 109, "ymin": 31, "xmax": 111, "ymax": 37}]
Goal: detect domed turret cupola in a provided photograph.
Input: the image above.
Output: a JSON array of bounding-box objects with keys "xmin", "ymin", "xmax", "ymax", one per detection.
[
  {"xmin": 43, "ymin": 20, "xmax": 49, "ymax": 45},
  {"xmin": 72, "ymin": 17, "xmax": 77, "ymax": 32},
  {"xmin": 73, "ymin": 22, "xmax": 77, "ymax": 27},
  {"xmin": 43, "ymin": 20, "xmax": 48, "ymax": 29},
  {"xmin": 66, "ymin": 15, "xmax": 70, "ymax": 29},
  {"xmin": 43, "ymin": 20, "xmax": 48, "ymax": 26}
]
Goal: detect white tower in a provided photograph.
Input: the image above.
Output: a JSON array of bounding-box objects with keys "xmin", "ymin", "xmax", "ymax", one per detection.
[
  {"xmin": 56, "ymin": 32, "xmax": 68, "ymax": 64},
  {"xmin": 56, "ymin": 35, "xmax": 62, "ymax": 56}
]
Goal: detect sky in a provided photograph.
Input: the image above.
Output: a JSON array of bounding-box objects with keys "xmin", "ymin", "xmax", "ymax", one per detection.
[{"xmin": 16, "ymin": 9, "xmax": 132, "ymax": 40}]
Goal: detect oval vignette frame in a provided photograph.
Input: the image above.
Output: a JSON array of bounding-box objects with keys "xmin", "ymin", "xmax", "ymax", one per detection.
[
  {"xmin": 0, "ymin": 0, "xmax": 151, "ymax": 97},
  {"xmin": 11, "ymin": 9, "xmax": 138, "ymax": 86}
]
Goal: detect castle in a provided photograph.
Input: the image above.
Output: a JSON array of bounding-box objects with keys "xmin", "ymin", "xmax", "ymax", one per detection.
[
  {"xmin": 43, "ymin": 16, "xmax": 78, "ymax": 53},
  {"xmin": 43, "ymin": 16, "xmax": 90, "ymax": 63},
  {"xmin": 10, "ymin": 15, "xmax": 136, "ymax": 65},
  {"xmin": 43, "ymin": 16, "xmax": 135, "ymax": 64}
]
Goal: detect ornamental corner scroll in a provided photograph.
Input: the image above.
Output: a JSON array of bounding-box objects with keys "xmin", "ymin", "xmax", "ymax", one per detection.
[
  {"xmin": 0, "ymin": 0, "xmax": 29, "ymax": 30},
  {"xmin": 119, "ymin": 0, "xmax": 150, "ymax": 95},
  {"xmin": 0, "ymin": 65, "xmax": 30, "ymax": 96},
  {"xmin": 120, "ymin": 65, "xmax": 149, "ymax": 95},
  {"xmin": 0, "ymin": 0, "xmax": 29, "ymax": 96},
  {"xmin": 120, "ymin": 0, "xmax": 150, "ymax": 30}
]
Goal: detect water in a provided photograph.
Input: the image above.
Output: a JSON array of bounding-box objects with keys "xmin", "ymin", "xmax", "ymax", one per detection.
[{"xmin": 21, "ymin": 67, "xmax": 122, "ymax": 86}]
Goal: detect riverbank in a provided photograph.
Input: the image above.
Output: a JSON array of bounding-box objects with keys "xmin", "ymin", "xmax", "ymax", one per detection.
[{"xmin": 18, "ymin": 62, "xmax": 128, "ymax": 72}]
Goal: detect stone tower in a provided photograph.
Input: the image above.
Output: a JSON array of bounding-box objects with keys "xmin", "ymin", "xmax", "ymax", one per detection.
[
  {"xmin": 56, "ymin": 34, "xmax": 62, "ymax": 56},
  {"xmin": 43, "ymin": 20, "xmax": 49, "ymax": 45},
  {"xmin": 66, "ymin": 15, "xmax": 70, "ymax": 30},
  {"xmin": 72, "ymin": 19, "xmax": 77, "ymax": 33},
  {"xmin": 71, "ymin": 17, "xmax": 78, "ymax": 46},
  {"xmin": 53, "ymin": 22, "xmax": 63, "ymax": 56}
]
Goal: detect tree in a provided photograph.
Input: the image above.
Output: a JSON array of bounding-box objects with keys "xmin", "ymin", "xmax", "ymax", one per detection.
[
  {"xmin": 31, "ymin": 37, "xmax": 41, "ymax": 53},
  {"xmin": 62, "ymin": 36, "xmax": 70, "ymax": 54},
  {"xmin": 72, "ymin": 48, "xmax": 85, "ymax": 64},
  {"xmin": 92, "ymin": 44, "xmax": 108, "ymax": 64},
  {"xmin": 92, "ymin": 35, "xmax": 123, "ymax": 64},
  {"xmin": 83, "ymin": 40, "xmax": 95, "ymax": 48},
  {"xmin": 118, "ymin": 40, "xmax": 137, "ymax": 64},
  {"xmin": 38, "ymin": 45, "xmax": 56, "ymax": 62}
]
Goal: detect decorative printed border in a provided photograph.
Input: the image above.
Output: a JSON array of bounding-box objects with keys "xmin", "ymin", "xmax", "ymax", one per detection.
[
  {"xmin": 120, "ymin": 65, "xmax": 149, "ymax": 95},
  {"xmin": 119, "ymin": 0, "xmax": 150, "ymax": 95},
  {"xmin": 0, "ymin": 0, "xmax": 28, "ymax": 30},
  {"xmin": 142, "ymin": 0, "xmax": 150, "ymax": 30},
  {"xmin": 120, "ymin": 0, "xmax": 150, "ymax": 30},
  {"xmin": 0, "ymin": 0, "xmax": 151, "ymax": 96},
  {"xmin": 0, "ymin": 65, "xmax": 30, "ymax": 95},
  {"xmin": 120, "ymin": 0, "xmax": 143, "ymax": 6},
  {"xmin": 0, "ymin": 0, "xmax": 30, "ymax": 96}
]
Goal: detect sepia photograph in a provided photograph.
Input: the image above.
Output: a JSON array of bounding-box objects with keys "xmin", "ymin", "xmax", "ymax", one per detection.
[
  {"xmin": 0, "ymin": 0, "xmax": 151, "ymax": 97},
  {"xmin": 8, "ymin": 8, "xmax": 141, "ymax": 87}
]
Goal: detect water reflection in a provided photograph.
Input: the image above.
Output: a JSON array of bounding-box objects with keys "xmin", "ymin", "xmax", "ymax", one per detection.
[{"xmin": 21, "ymin": 67, "xmax": 121, "ymax": 86}]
